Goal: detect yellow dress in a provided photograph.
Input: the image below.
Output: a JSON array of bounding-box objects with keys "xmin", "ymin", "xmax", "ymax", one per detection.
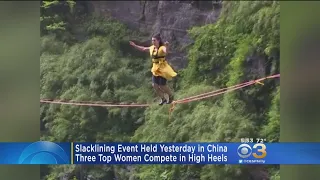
[{"xmin": 149, "ymin": 45, "xmax": 177, "ymax": 80}]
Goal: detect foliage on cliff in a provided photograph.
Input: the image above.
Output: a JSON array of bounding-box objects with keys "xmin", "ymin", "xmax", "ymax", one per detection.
[{"xmin": 40, "ymin": 1, "xmax": 280, "ymax": 180}]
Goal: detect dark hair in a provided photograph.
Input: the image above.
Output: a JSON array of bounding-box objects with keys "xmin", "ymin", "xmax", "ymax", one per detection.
[{"xmin": 153, "ymin": 33, "xmax": 164, "ymax": 47}]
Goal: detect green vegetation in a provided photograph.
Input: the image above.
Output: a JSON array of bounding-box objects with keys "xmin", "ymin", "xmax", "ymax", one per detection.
[{"xmin": 40, "ymin": 1, "xmax": 280, "ymax": 179}]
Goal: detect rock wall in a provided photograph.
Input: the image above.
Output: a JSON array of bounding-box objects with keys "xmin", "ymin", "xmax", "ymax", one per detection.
[{"xmin": 88, "ymin": 1, "xmax": 222, "ymax": 69}]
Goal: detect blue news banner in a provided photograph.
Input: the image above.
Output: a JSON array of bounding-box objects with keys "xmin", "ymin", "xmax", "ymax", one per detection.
[{"xmin": 0, "ymin": 141, "xmax": 320, "ymax": 164}]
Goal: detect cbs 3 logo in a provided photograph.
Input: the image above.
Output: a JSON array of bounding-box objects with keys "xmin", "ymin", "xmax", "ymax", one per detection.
[
  {"xmin": 18, "ymin": 141, "xmax": 69, "ymax": 164},
  {"xmin": 237, "ymin": 143, "xmax": 267, "ymax": 159}
]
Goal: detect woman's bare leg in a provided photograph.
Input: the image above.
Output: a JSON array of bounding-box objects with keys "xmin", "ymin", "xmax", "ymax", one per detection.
[
  {"xmin": 152, "ymin": 83, "xmax": 164, "ymax": 98},
  {"xmin": 153, "ymin": 83, "xmax": 167, "ymax": 105},
  {"xmin": 159, "ymin": 85, "xmax": 174, "ymax": 103},
  {"xmin": 159, "ymin": 85, "xmax": 172, "ymax": 96}
]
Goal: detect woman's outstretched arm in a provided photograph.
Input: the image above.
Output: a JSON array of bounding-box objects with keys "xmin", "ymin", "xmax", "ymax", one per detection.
[{"xmin": 129, "ymin": 41, "xmax": 149, "ymax": 52}]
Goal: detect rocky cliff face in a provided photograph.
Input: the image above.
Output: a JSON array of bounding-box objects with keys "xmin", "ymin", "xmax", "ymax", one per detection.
[{"xmin": 88, "ymin": 1, "xmax": 222, "ymax": 69}]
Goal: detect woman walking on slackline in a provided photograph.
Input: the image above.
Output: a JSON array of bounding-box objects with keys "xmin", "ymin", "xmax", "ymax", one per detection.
[{"xmin": 129, "ymin": 33, "xmax": 177, "ymax": 105}]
